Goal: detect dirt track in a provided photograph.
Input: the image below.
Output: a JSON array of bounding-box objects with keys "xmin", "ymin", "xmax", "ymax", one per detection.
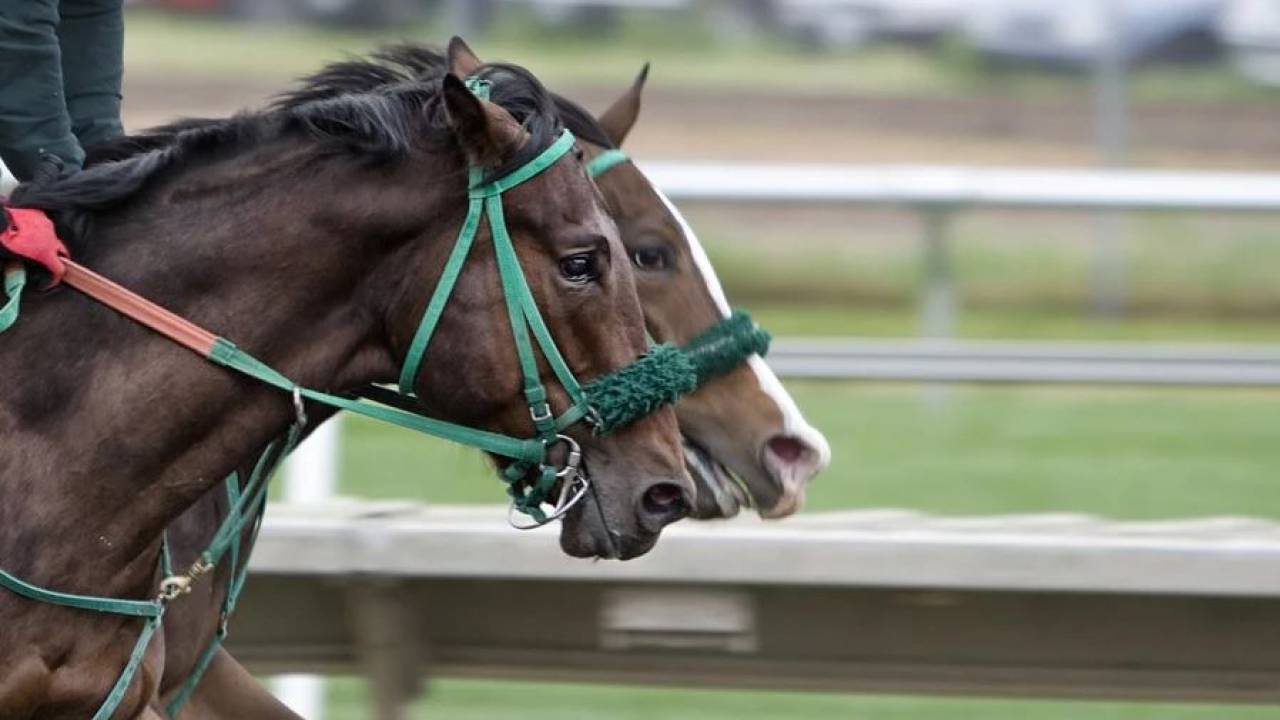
[{"xmin": 123, "ymin": 72, "xmax": 1280, "ymax": 169}]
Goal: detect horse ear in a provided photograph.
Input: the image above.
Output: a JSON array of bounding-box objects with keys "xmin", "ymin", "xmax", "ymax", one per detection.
[
  {"xmin": 442, "ymin": 73, "xmax": 523, "ymax": 167},
  {"xmin": 448, "ymin": 36, "xmax": 483, "ymax": 77},
  {"xmin": 597, "ymin": 63, "xmax": 649, "ymax": 147}
]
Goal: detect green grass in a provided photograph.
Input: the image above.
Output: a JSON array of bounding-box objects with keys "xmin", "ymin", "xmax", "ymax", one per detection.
[
  {"xmin": 338, "ymin": 380, "xmax": 1280, "ymax": 520},
  {"xmin": 750, "ymin": 304, "xmax": 1280, "ymax": 341},
  {"xmin": 693, "ymin": 209, "xmax": 1280, "ymax": 324},
  {"xmin": 325, "ymin": 678, "xmax": 1280, "ymax": 720}
]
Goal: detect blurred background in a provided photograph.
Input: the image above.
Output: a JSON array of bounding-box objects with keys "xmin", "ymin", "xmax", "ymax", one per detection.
[{"xmin": 120, "ymin": 1, "xmax": 1278, "ymax": 718}]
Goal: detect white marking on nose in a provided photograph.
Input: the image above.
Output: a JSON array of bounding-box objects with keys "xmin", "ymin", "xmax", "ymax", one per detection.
[{"xmin": 651, "ymin": 186, "xmax": 831, "ymax": 471}]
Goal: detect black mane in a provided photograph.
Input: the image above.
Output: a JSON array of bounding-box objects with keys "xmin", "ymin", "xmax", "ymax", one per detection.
[
  {"xmin": 13, "ymin": 44, "xmax": 568, "ymax": 242},
  {"xmin": 270, "ymin": 44, "xmax": 616, "ymax": 150},
  {"xmin": 86, "ymin": 43, "xmax": 618, "ymax": 171}
]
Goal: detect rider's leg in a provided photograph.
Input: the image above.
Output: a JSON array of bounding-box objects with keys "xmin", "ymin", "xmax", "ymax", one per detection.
[
  {"xmin": 0, "ymin": 0, "xmax": 84, "ymax": 181},
  {"xmin": 57, "ymin": 0, "xmax": 125, "ymax": 149}
]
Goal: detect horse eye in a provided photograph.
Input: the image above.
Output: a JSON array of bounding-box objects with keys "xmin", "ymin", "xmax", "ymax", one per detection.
[
  {"xmin": 559, "ymin": 252, "xmax": 599, "ymax": 283},
  {"xmin": 631, "ymin": 247, "xmax": 670, "ymax": 271}
]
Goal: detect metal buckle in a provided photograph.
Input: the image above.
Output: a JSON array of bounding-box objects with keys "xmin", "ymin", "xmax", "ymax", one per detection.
[
  {"xmin": 529, "ymin": 402, "xmax": 553, "ymax": 424},
  {"xmin": 543, "ymin": 433, "xmax": 583, "ymax": 478},
  {"xmin": 507, "ymin": 434, "xmax": 590, "ymax": 530},
  {"xmin": 508, "ymin": 473, "xmax": 590, "ymax": 530},
  {"xmin": 157, "ymin": 558, "xmax": 213, "ymax": 603}
]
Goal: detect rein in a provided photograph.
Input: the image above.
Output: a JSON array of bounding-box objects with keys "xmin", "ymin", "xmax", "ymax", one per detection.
[{"xmin": 0, "ymin": 84, "xmax": 769, "ymax": 718}]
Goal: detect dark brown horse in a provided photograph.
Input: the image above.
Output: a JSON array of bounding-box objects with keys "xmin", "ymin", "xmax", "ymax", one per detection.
[
  {"xmin": 0, "ymin": 54, "xmax": 692, "ymax": 719},
  {"xmin": 126, "ymin": 42, "xmax": 829, "ymax": 719}
]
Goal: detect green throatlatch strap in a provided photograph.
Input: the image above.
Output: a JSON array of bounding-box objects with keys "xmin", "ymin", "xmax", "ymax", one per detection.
[
  {"xmin": 160, "ymin": 533, "xmax": 174, "ymax": 578},
  {"xmin": 94, "ymin": 612, "xmax": 165, "ymax": 720},
  {"xmin": 197, "ymin": 422, "xmax": 301, "ymax": 570},
  {"xmin": 167, "ymin": 467, "xmax": 272, "ymax": 717},
  {"xmin": 166, "ymin": 620, "xmax": 221, "ymax": 718},
  {"xmin": 587, "ymin": 149, "xmax": 629, "ymax": 178},
  {"xmin": 0, "ymin": 264, "xmax": 25, "ymax": 333}
]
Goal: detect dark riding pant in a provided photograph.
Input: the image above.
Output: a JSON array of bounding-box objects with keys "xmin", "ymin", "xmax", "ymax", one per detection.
[{"xmin": 0, "ymin": 0, "xmax": 123, "ymax": 181}]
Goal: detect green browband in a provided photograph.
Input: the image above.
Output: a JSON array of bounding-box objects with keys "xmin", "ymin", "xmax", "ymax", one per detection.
[{"xmin": 586, "ymin": 148, "xmax": 630, "ymax": 178}]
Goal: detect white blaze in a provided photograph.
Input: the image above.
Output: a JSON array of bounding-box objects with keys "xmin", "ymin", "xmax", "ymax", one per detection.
[{"xmin": 651, "ymin": 187, "xmax": 831, "ymax": 468}]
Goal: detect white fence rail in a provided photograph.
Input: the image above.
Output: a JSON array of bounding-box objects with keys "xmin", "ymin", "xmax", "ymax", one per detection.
[
  {"xmin": 232, "ymin": 503, "xmax": 1280, "ymax": 719},
  {"xmin": 646, "ymin": 163, "xmax": 1280, "ymax": 212},
  {"xmin": 647, "ymin": 163, "xmax": 1280, "ymax": 338},
  {"xmin": 770, "ymin": 338, "xmax": 1280, "ymax": 385}
]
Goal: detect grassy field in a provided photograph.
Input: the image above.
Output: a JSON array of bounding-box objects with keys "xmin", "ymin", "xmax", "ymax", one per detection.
[
  {"xmin": 322, "ymin": 679, "xmax": 1280, "ymax": 720},
  {"xmin": 691, "ymin": 207, "xmax": 1280, "ymax": 323},
  {"xmin": 338, "ymin": 374, "xmax": 1280, "ymax": 520}
]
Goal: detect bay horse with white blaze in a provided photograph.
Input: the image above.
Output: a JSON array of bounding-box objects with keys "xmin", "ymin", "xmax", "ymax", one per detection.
[{"xmin": 0, "ymin": 54, "xmax": 694, "ymax": 719}]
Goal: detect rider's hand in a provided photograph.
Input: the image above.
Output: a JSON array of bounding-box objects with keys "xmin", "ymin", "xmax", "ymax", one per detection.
[{"xmin": 31, "ymin": 155, "xmax": 69, "ymax": 185}]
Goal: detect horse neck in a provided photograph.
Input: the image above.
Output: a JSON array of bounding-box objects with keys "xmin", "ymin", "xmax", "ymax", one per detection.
[{"xmin": 0, "ymin": 146, "xmax": 452, "ymax": 598}]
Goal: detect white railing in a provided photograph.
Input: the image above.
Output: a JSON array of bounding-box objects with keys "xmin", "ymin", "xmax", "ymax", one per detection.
[
  {"xmin": 769, "ymin": 338, "xmax": 1280, "ymax": 385},
  {"xmin": 233, "ymin": 503, "xmax": 1280, "ymax": 720},
  {"xmin": 645, "ymin": 162, "xmax": 1280, "ymax": 337},
  {"xmin": 644, "ymin": 163, "xmax": 1280, "ymax": 212}
]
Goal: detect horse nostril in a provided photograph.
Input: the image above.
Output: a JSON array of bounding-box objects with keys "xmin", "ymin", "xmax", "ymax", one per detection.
[
  {"xmin": 643, "ymin": 482, "xmax": 688, "ymax": 517},
  {"xmin": 766, "ymin": 435, "xmax": 806, "ymax": 465}
]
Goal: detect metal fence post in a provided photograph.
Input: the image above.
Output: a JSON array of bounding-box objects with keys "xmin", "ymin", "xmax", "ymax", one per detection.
[
  {"xmin": 271, "ymin": 417, "xmax": 343, "ymax": 718},
  {"xmin": 919, "ymin": 207, "xmax": 956, "ymax": 339},
  {"xmin": 1091, "ymin": 0, "xmax": 1130, "ymax": 317},
  {"xmin": 347, "ymin": 581, "xmax": 424, "ymax": 720}
]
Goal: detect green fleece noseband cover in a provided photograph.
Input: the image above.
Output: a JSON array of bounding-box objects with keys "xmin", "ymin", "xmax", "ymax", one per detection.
[{"xmin": 583, "ymin": 310, "xmax": 771, "ymax": 435}]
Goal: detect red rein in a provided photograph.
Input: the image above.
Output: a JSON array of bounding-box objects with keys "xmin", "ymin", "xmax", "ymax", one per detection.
[{"xmin": 2, "ymin": 205, "xmax": 218, "ymax": 356}]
